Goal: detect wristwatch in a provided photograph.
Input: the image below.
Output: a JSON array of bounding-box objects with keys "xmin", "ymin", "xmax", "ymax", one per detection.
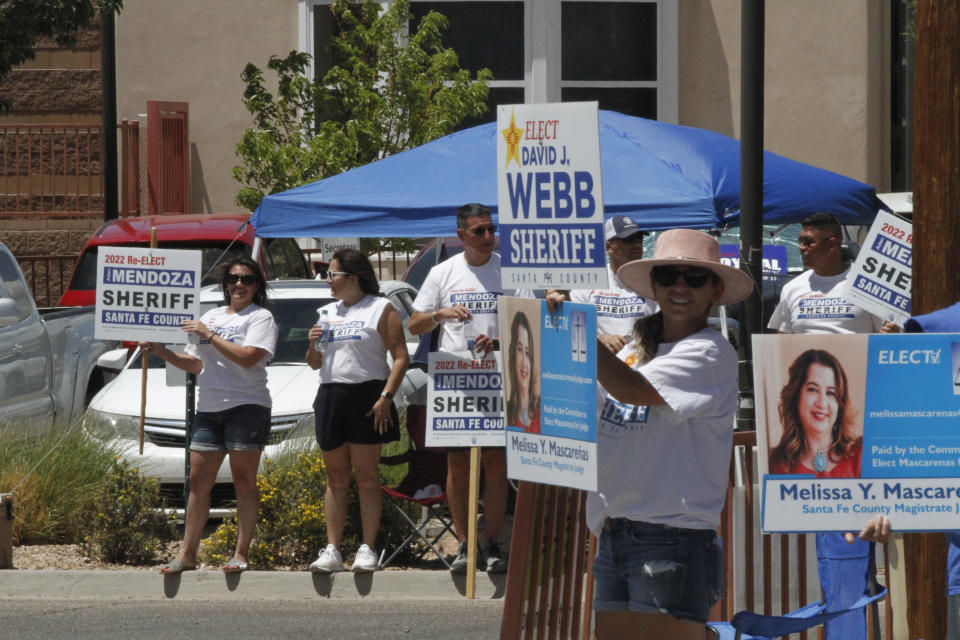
[{"xmin": 381, "ymin": 390, "xmax": 394, "ymax": 400}]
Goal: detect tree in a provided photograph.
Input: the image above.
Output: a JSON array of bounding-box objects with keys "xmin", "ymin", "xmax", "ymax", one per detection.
[
  {"xmin": 233, "ymin": 0, "xmax": 492, "ymax": 215},
  {"xmin": 0, "ymin": 0, "xmax": 123, "ymax": 112}
]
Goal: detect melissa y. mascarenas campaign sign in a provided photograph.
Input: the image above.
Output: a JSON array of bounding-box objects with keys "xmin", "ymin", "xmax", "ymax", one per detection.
[
  {"xmin": 754, "ymin": 333, "xmax": 960, "ymax": 533},
  {"xmin": 499, "ymin": 296, "xmax": 598, "ymax": 492},
  {"xmin": 496, "ymin": 102, "xmax": 606, "ymax": 291},
  {"xmin": 95, "ymin": 247, "xmax": 201, "ymax": 343}
]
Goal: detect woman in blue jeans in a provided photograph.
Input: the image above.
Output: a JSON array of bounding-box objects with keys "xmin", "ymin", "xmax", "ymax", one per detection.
[
  {"xmin": 581, "ymin": 229, "xmax": 753, "ymax": 639},
  {"xmin": 144, "ymin": 257, "xmax": 277, "ymax": 574}
]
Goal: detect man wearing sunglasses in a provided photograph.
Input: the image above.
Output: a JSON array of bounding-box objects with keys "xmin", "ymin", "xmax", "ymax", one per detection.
[
  {"xmin": 767, "ymin": 211, "xmax": 897, "ymax": 640},
  {"xmin": 547, "ymin": 215, "xmax": 658, "ymax": 354},
  {"xmin": 409, "ymin": 202, "xmax": 533, "ymax": 575}
]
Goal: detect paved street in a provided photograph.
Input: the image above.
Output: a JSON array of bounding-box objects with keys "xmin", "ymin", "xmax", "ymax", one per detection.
[{"xmin": 0, "ymin": 570, "xmax": 506, "ymax": 639}]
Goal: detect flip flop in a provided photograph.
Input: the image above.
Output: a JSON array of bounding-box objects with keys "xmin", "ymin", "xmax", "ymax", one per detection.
[
  {"xmin": 159, "ymin": 557, "xmax": 196, "ymax": 574},
  {"xmin": 222, "ymin": 557, "xmax": 249, "ymax": 573}
]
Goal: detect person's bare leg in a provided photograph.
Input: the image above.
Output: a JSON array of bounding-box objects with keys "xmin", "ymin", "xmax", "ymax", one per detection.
[
  {"xmin": 349, "ymin": 443, "xmax": 383, "ymax": 548},
  {"xmin": 480, "ymin": 448, "xmax": 507, "ymax": 543},
  {"xmin": 446, "ymin": 450, "xmax": 470, "ymax": 542},
  {"xmin": 596, "ymin": 611, "xmax": 705, "ymax": 640},
  {"xmin": 228, "ymin": 449, "xmax": 262, "ymax": 562},
  {"xmin": 178, "ymin": 450, "xmax": 226, "ymax": 563},
  {"xmin": 322, "ymin": 445, "xmax": 352, "ymax": 548}
]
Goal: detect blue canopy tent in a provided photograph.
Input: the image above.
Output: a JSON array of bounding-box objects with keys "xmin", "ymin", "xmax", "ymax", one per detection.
[{"xmin": 250, "ymin": 110, "xmax": 887, "ymax": 238}]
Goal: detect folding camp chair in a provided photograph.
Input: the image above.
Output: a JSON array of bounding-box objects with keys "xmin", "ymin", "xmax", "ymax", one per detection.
[
  {"xmin": 707, "ymin": 588, "xmax": 887, "ymax": 640},
  {"xmin": 379, "ymin": 404, "xmax": 454, "ymax": 569}
]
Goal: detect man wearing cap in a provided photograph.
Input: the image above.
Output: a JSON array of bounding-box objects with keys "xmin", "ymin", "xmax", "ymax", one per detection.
[{"xmin": 548, "ymin": 215, "xmax": 658, "ymax": 354}]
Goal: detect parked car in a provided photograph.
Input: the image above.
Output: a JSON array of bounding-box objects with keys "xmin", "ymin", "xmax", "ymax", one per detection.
[
  {"xmin": 58, "ymin": 213, "xmax": 312, "ymax": 307},
  {"xmin": 0, "ymin": 241, "xmax": 119, "ymax": 426},
  {"xmin": 83, "ymin": 278, "xmax": 423, "ymax": 512}
]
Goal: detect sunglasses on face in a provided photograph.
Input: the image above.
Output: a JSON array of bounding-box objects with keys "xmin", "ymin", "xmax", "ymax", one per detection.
[
  {"xmin": 225, "ymin": 273, "xmax": 257, "ymax": 285},
  {"xmin": 466, "ymin": 224, "xmax": 497, "ymax": 236},
  {"xmin": 651, "ymin": 265, "xmax": 715, "ymax": 289},
  {"xmin": 618, "ymin": 233, "xmax": 647, "ymax": 244},
  {"xmin": 797, "ymin": 235, "xmax": 836, "ymax": 247},
  {"xmin": 325, "ymin": 270, "xmax": 350, "ymax": 281}
]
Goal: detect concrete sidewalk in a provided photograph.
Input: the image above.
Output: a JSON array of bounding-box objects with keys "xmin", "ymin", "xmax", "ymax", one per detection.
[{"xmin": 0, "ymin": 568, "xmax": 505, "ymax": 601}]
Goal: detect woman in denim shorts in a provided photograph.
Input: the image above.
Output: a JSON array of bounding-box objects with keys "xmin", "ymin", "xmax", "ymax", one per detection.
[
  {"xmin": 144, "ymin": 257, "xmax": 277, "ymax": 575},
  {"xmin": 587, "ymin": 229, "xmax": 753, "ymax": 639}
]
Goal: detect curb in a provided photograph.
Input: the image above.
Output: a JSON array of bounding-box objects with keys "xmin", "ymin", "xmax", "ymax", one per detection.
[{"xmin": 0, "ymin": 569, "xmax": 506, "ymax": 601}]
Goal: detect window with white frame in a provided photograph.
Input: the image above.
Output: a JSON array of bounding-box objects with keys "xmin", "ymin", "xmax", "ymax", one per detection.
[{"xmin": 298, "ymin": 0, "xmax": 677, "ymax": 125}]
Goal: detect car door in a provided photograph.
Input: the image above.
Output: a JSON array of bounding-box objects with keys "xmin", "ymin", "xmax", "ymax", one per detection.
[{"xmin": 0, "ymin": 252, "xmax": 55, "ymax": 423}]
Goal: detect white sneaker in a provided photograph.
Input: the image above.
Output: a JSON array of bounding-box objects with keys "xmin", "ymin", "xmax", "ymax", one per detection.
[
  {"xmin": 310, "ymin": 544, "xmax": 344, "ymax": 573},
  {"xmin": 351, "ymin": 544, "xmax": 379, "ymax": 573}
]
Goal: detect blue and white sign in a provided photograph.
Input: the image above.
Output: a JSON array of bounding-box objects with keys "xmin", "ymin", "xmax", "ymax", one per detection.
[
  {"xmin": 425, "ymin": 350, "xmax": 505, "ymax": 448},
  {"xmin": 95, "ymin": 247, "xmax": 201, "ymax": 342},
  {"xmin": 499, "ymin": 297, "xmax": 598, "ymax": 491},
  {"xmin": 845, "ymin": 210, "xmax": 912, "ymax": 324},
  {"xmin": 720, "ymin": 244, "xmax": 788, "ymax": 276},
  {"xmin": 754, "ymin": 333, "xmax": 960, "ymax": 532},
  {"xmin": 496, "ymin": 102, "xmax": 606, "ymax": 291}
]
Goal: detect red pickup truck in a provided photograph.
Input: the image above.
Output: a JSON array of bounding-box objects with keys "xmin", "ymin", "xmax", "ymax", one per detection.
[{"xmin": 59, "ymin": 213, "xmax": 311, "ymax": 306}]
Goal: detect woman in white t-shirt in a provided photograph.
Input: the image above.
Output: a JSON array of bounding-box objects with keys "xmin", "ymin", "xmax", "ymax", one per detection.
[
  {"xmin": 586, "ymin": 229, "xmax": 754, "ymax": 639},
  {"xmin": 306, "ymin": 249, "xmax": 409, "ymax": 575},
  {"xmin": 145, "ymin": 257, "xmax": 278, "ymax": 575}
]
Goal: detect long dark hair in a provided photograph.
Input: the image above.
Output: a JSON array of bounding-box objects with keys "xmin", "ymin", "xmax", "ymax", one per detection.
[
  {"xmin": 220, "ymin": 256, "xmax": 269, "ymax": 309},
  {"xmin": 332, "ymin": 248, "xmax": 380, "ymax": 296},
  {"xmin": 770, "ymin": 349, "xmax": 860, "ymax": 470},
  {"xmin": 506, "ymin": 311, "xmax": 539, "ymax": 425}
]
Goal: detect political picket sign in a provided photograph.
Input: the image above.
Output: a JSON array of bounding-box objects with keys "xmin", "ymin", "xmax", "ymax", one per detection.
[
  {"xmin": 496, "ymin": 102, "xmax": 606, "ymax": 291},
  {"xmin": 845, "ymin": 210, "xmax": 912, "ymax": 325},
  {"xmin": 720, "ymin": 244, "xmax": 788, "ymax": 277},
  {"xmin": 499, "ymin": 296, "xmax": 597, "ymax": 492},
  {"xmin": 425, "ymin": 350, "xmax": 505, "ymax": 448},
  {"xmin": 754, "ymin": 333, "xmax": 960, "ymax": 532},
  {"xmin": 95, "ymin": 247, "xmax": 201, "ymax": 342}
]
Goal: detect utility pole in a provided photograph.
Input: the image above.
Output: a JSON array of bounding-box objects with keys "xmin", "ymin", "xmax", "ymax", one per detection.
[
  {"xmin": 100, "ymin": 9, "xmax": 118, "ymax": 221},
  {"xmin": 905, "ymin": 1, "xmax": 960, "ymax": 638}
]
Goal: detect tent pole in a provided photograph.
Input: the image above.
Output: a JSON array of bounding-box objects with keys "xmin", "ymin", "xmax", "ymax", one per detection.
[{"xmin": 737, "ymin": 0, "xmax": 765, "ymax": 430}]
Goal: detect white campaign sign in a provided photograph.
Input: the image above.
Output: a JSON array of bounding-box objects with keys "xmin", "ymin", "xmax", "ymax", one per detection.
[
  {"xmin": 496, "ymin": 102, "xmax": 606, "ymax": 291},
  {"xmin": 95, "ymin": 247, "xmax": 202, "ymax": 343},
  {"xmin": 845, "ymin": 210, "xmax": 912, "ymax": 325},
  {"xmin": 425, "ymin": 350, "xmax": 505, "ymax": 448}
]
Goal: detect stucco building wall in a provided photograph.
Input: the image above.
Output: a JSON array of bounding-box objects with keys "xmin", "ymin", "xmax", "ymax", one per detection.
[{"xmin": 116, "ymin": 0, "xmax": 297, "ymax": 215}]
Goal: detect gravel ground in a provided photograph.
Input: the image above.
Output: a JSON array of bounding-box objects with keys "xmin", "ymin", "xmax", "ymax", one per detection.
[
  {"xmin": 12, "ymin": 541, "xmax": 185, "ymax": 571},
  {"xmin": 11, "ymin": 529, "xmax": 462, "ymax": 571}
]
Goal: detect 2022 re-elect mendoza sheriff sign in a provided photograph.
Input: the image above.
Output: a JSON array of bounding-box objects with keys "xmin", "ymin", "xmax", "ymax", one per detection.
[
  {"xmin": 497, "ymin": 102, "xmax": 606, "ymax": 291},
  {"xmin": 754, "ymin": 333, "xmax": 960, "ymax": 533},
  {"xmin": 95, "ymin": 247, "xmax": 201, "ymax": 343}
]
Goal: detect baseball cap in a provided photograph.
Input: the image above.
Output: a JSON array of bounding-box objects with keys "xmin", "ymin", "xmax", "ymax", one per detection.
[{"xmin": 604, "ymin": 215, "xmax": 644, "ymax": 241}]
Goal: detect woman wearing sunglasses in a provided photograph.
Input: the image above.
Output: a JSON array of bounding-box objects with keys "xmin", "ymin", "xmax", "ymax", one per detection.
[
  {"xmin": 585, "ymin": 229, "xmax": 753, "ymax": 639},
  {"xmin": 306, "ymin": 248, "xmax": 409, "ymax": 574},
  {"xmin": 145, "ymin": 256, "xmax": 278, "ymax": 574}
]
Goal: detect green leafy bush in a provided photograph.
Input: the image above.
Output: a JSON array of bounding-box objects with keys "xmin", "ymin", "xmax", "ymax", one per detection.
[{"xmin": 81, "ymin": 458, "xmax": 177, "ymax": 564}]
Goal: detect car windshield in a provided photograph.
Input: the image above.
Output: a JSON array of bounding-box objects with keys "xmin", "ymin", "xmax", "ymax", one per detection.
[{"xmin": 133, "ymin": 297, "xmax": 335, "ymax": 368}]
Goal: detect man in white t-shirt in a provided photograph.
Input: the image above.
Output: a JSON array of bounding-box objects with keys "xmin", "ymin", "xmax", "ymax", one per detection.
[
  {"xmin": 547, "ymin": 215, "xmax": 658, "ymax": 353},
  {"xmin": 409, "ymin": 203, "xmax": 530, "ymax": 574},
  {"xmin": 767, "ymin": 212, "xmax": 896, "ymax": 640}
]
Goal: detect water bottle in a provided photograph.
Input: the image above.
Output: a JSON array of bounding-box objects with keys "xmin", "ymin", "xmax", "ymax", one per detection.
[
  {"xmin": 314, "ymin": 310, "xmax": 330, "ymax": 353},
  {"xmin": 462, "ymin": 318, "xmax": 479, "ymax": 359}
]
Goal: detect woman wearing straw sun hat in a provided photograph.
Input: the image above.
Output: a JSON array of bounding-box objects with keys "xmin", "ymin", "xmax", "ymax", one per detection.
[{"xmin": 583, "ymin": 228, "xmax": 752, "ymax": 639}]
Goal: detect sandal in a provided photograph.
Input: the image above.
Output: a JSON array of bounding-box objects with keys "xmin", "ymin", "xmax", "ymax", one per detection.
[
  {"xmin": 222, "ymin": 557, "xmax": 249, "ymax": 573},
  {"xmin": 159, "ymin": 557, "xmax": 196, "ymax": 574}
]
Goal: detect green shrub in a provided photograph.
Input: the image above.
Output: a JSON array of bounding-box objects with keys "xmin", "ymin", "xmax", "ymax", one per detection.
[
  {"xmin": 0, "ymin": 418, "xmax": 116, "ymax": 544},
  {"xmin": 81, "ymin": 458, "xmax": 178, "ymax": 564}
]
